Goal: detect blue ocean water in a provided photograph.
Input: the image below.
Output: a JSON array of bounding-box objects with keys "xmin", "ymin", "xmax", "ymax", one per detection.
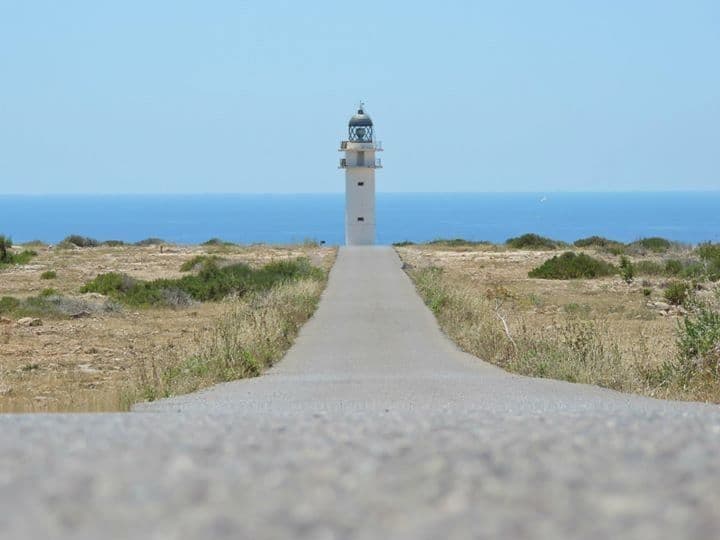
[{"xmin": 1, "ymin": 193, "xmax": 719, "ymax": 245}]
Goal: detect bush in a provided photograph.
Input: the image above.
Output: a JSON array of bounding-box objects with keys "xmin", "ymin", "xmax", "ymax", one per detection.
[
  {"xmin": 529, "ymin": 252, "xmax": 617, "ymax": 280},
  {"xmin": 202, "ymin": 238, "xmax": 233, "ymax": 246},
  {"xmin": 22, "ymin": 240, "xmax": 47, "ymax": 248},
  {"xmin": 40, "ymin": 270, "xmax": 57, "ymax": 280},
  {"xmin": 179, "ymin": 255, "xmax": 223, "ymax": 272},
  {"xmin": 135, "ymin": 237, "xmax": 165, "ymax": 246},
  {"xmin": 62, "ymin": 235, "xmax": 99, "ymax": 248},
  {"xmin": 697, "ymin": 243, "xmax": 720, "ymax": 281},
  {"xmin": 0, "ymin": 235, "xmax": 12, "ymax": 263},
  {"xmin": 393, "ymin": 241, "xmax": 416, "ymax": 247},
  {"xmin": 574, "ymin": 236, "xmax": 625, "ymax": 253},
  {"xmin": 619, "ymin": 256, "xmax": 635, "ymax": 283},
  {"xmin": 0, "ymin": 296, "xmax": 20, "ymax": 313},
  {"xmin": 676, "ymin": 300, "xmax": 720, "ymax": 377},
  {"xmin": 631, "ymin": 237, "xmax": 672, "ymax": 253},
  {"xmin": 427, "ymin": 238, "xmax": 492, "ymax": 247},
  {"xmin": 81, "ymin": 272, "xmax": 138, "ymax": 295},
  {"xmin": 506, "ymin": 233, "xmax": 559, "ymax": 250},
  {"xmin": 634, "ymin": 260, "xmax": 666, "ymax": 276},
  {"xmin": 664, "ymin": 281, "xmax": 692, "ymax": 306},
  {"xmin": 102, "ymin": 240, "xmax": 127, "ymax": 247},
  {"xmin": 0, "ymin": 293, "xmax": 118, "ymax": 318},
  {"xmin": 81, "ymin": 257, "xmax": 324, "ymax": 307},
  {"xmin": 0, "ymin": 235, "xmax": 37, "ymax": 267}
]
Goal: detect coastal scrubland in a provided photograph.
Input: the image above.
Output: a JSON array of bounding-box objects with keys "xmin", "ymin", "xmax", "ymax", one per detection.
[
  {"xmin": 0, "ymin": 238, "xmax": 334, "ymax": 412},
  {"xmin": 397, "ymin": 236, "xmax": 720, "ymax": 403}
]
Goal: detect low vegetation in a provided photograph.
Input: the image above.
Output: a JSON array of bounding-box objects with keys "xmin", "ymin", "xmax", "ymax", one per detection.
[
  {"xmin": 506, "ymin": 233, "xmax": 561, "ymax": 250},
  {"xmin": 40, "ymin": 270, "xmax": 57, "ymax": 280},
  {"xmin": 179, "ymin": 255, "xmax": 224, "ymax": 272},
  {"xmin": 410, "ymin": 266, "xmax": 636, "ymax": 391},
  {"xmin": 664, "ymin": 280, "xmax": 692, "ymax": 306},
  {"xmin": 81, "ymin": 258, "xmax": 322, "ymax": 307},
  {"xmin": 134, "ymin": 237, "xmax": 165, "ymax": 246},
  {"xmin": 574, "ymin": 236, "xmax": 625, "ymax": 254},
  {"xmin": 399, "ymin": 243, "xmax": 720, "ymax": 403},
  {"xmin": 0, "ymin": 292, "xmax": 118, "ymax": 319},
  {"xmin": 127, "ymin": 277, "xmax": 325, "ymax": 403},
  {"xmin": 426, "ymin": 238, "xmax": 492, "ymax": 247},
  {"xmin": 1, "ymin": 242, "xmax": 334, "ymax": 412},
  {"xmin": 630, "ymin": 237, "xmax": 673, "ymax": 253},
  {"xmin": 0, "ymin": 235, "xmax": 37, "ymax": 268},
  {"xmin": 202, "ymin": 237, "xmax": 234, "ymax": 247},
  {"xmin": 528, "ymin": 252, "xmax": 616, "ymax": 279},
  {"xmin": 59, "ymin": 234, "xmax": 100, "ymax": 248}
]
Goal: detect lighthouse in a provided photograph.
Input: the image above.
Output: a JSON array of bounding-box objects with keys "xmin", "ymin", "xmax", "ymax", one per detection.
[{"xmin": 339, "ymin": 103, "xmax": 382, "ymax": 245}]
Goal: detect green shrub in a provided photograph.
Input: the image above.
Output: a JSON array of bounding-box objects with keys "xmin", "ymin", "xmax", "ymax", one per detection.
[
  {"xmin": 506, "ymin": 233, "xmax": 559, "ymax": 250},
  {"xmin": 427, "ymin": 238, "xmax": 492, "ymax": 247},
  {"xmin": 642, "ymin": 288, "xmax": 652, "ymax": 297},
  {"xmin": 40, "ymin": 270, "xmax": 57, "ymax": 280},
  {"xmin": 22, "ymin": 240, "xmax": 47, "ymax": 248},
  {"xmin": 529, "ymin": 252, "xmax": 617, "ymax": 280},
  {"xmin": 619, "ymin": 256, "xmax": 635, "ymax": 283},
  {"xmin": 201, "ymin": 237, "xmax": 234, "ymax": 246},
  {"xmin": 0, "ymin": 235, "xmax": 37, "ymax": 267},
  {"xmin": 135, "ymin": 237, "xmax": 165, "ymax": 246},
  {"xmin": 39, "ymin": 288, "xmax": 58, "ymax": 297},
  {"xmin": 635, "ymin": 260, "xmax": 666, "ymax": 276},
  {"xmin": 393, "ymin": 241, "xmax": 416, "ymax": 247},
  {"xmin": 102, "ymin": 240, "xmax": 127, "ymax": 247},
  {"xmin": 179, "ymin": 255, "xmax": 224, "ymax": 272},
  {"xmin": 0, "ymin": 296, "xmax": 20, "ymax": 313},
  {"xmin": 697, "ymin": 243, "xmax": 720, "ymax": 281},
  {"xmin": 664, "ymin": 281, "xmax": 692, "ymax": 306},
  {"xmin": 62, "ymin": 235, "xmax": 99, "ymax": 248},
  {"xmin": 81, "ymin": 257, "xmax": 324, "ymax": 307},
  {"xmin": 81, "ymin": 272, "xmax": 138, "ymax": 295},
  {"xmin": 664, "ymin": 259, "xmax": 683, "ymax": 276},
  {"xmin": 676, "ymin": 300, "xmax": 720, "ymax": 377},
  {"xmin": 0, "ymin": 235, "xmax": 12, "ymax": 263},
  {"xmin": 574, "ymin": 236, "xmax": 625, "ymax": 253},
  {"xmin": 631, "ymin": 237, "xmax": 672, "ymax": 253}
]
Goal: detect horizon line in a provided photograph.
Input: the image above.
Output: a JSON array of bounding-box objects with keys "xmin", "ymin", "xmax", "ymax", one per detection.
[{"xmin": 2, "ymin": 189, "xmax": 720, "ymax": 197}]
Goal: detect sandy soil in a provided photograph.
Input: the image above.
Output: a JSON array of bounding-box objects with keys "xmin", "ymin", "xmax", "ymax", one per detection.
[{"xmin": 0, "ymin": 243, "xmax": 334, "ymax": 412}]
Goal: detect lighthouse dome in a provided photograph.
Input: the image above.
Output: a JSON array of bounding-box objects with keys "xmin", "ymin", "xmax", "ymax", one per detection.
[{"xmin": 349, "ymin": 108, "xmax": 373, "ymax": 127}]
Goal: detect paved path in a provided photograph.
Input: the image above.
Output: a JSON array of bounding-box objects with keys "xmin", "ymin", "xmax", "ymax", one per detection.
[{"xmin": 1, "ymin": 246, "xmax": 719, "ymax": 539}]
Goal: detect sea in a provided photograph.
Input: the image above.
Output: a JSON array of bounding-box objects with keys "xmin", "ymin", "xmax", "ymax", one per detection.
[{"xmin": 1, "ymin": 192, "xmax": 719, "ymax": 246}]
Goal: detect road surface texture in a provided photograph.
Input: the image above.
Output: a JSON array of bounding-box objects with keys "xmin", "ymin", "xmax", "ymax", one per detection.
[{"xmin": 1, "ymin": 246, "xmax": 720, "ymax": 539}]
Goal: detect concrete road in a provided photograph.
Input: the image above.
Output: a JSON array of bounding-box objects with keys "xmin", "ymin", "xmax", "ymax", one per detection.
[{"xmin": 1, "ymin": 246, "xmax": 719, "ymax": 539}]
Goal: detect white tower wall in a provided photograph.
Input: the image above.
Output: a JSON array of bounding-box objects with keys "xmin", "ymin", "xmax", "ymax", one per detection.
[{"xmin": 345, "ymin": 166, "xmax": 376, "ymax": 245}]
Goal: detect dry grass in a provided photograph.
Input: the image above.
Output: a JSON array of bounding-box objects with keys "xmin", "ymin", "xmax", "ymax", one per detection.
[
  {"xmin": 398, "ymin": 245, "xmax": 720, "ymax": 402},
  {"xmin": 124, "ymin": 278, "xmax": 324, "ymax": 405},
  {"xmin": 0, "ymin": 243, "xmax": 334, "ymax": 412}
]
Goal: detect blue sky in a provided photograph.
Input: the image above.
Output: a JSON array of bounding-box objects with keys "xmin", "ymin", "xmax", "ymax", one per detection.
[{"xmin": 1, "ymin": 1, "xmax": 718, "ymax": 194}]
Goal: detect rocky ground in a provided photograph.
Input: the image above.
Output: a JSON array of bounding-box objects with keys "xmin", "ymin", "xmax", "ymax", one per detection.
[{"xmin": 0, "ymin": 243, "xmax": 334, "ymax": 412}]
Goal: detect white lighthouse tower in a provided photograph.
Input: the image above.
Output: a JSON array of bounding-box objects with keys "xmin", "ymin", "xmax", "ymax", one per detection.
[{"xmin": 339, "ymin": 103, "xmax": 382, "ymax": 245}]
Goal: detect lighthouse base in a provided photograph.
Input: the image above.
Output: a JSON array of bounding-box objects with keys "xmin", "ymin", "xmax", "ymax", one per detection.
[{"xmin": 345, "ymin": 223, "xmax": 375, "ymax": 246}]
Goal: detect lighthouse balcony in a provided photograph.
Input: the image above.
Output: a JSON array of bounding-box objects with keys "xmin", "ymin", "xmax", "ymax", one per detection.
[
  {"xmin": 339, "ymin": 158, "xmax": 383, "ymax": 169},
  {"xmin": 339, "ymin": 141, "xmax": 383, "ymax": 151}
]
